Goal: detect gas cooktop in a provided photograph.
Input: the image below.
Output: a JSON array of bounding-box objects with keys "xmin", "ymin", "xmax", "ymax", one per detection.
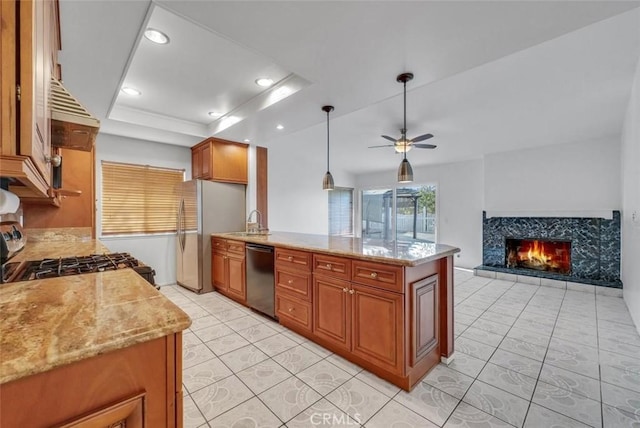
[{"xmin": 1, "ymin": 253, "xmax": 153, "ymax": 285}]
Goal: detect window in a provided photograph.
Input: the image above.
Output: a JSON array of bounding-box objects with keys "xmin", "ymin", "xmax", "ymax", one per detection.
[
  {"xmin": 329, "ymin": 187, "xmax": 354, "ymax": 236},
  {"xmin": 361, "ymin": 185, "xmax": 437, "ymax": 242},
  {"xmin": 101, "ymin": 161, "xmax": 184, "ymax": 235}
]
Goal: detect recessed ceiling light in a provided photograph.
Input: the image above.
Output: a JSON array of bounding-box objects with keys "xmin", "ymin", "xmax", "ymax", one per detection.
[
  {"xmin": 276, "ymin": 124, "xmax": 284, "ymax": 130},
  {"xmin": 208, "ymin": 111, "xmax": 222, "ymax": 118},
  {"xmin": 255, "ymin": 78, "xmax": 274, "ymax": 87},
  {"xmin": 121, "ymin": 87, "xmax": 142, "ymax": 96},
  {"xmin": 144, "ymin": 28, "xmax": 170, "ymax": 44},
  {"xmin": 243, "ymin": 139, "xmax": 250, "ymax": 143}
]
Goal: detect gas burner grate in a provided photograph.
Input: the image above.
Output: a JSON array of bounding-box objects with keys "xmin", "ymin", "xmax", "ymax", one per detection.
[{"xmin": 18, "ymin": 253, "xmax": 141, "ymax": 281}]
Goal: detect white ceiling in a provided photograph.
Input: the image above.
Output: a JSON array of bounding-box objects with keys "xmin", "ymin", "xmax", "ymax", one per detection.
[{"xmin": 58, "ymin": 1, "xmax": 640, "ymax": 175}]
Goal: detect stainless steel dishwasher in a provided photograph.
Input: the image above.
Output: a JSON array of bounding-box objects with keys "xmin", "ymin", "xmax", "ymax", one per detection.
[{"xmin": 246, "ymin": 243, "xmax": 275, "ymax": 318}]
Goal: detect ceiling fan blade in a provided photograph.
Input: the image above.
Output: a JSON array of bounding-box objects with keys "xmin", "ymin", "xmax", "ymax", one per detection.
[
  {"xmin": 413, "ymin": 144, "xmax": 437, "ymax": 149},
  {"xmin": 381, "ymin": 135, "xmax": 398, "ymax": 142},
  {"xmin": 410, "ymin": 133, "xmax": 434, "ymax": 142},
  {"xmin": 368, "ymin": 144, "xmax": 396, "ymax": 149}
]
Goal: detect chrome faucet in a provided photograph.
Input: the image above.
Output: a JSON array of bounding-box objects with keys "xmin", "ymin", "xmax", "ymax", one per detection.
[{"xmin": 246, "ymin": 209, "xmax": 263, "ymax": 233}]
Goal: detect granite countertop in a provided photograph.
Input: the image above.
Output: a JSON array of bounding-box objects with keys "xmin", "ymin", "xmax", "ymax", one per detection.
[
  {"xmin": 0, "ymin": 241, "xmax": 191, "ymax": 384},
  {"xmin": 212, "ymin": 231, "xmax": 460, "ymax": 267},
  {"xmin": 11, "ymin": 239, "xmax": 111, "ymax": 263}
]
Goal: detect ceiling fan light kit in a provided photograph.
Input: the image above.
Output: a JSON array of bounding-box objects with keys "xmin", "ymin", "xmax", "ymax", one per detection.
[{"xmin": 322, "ymin": 105, "xmax": 335, "ymax": 191}]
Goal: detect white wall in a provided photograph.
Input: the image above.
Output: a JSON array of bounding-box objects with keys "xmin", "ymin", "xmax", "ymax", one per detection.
[
  {"xmin": 622, "ymin": 58, "xmax": 640, "ymax": 333},
  {"xmin": 355, "ymin": 159, "xmax": 485, "ymax": 269},
  {"xmin": 95, "ymin": 133, "xmax": 192, "ymax": 285},
  {"xmin": 484, "ymin": 138, "xmax": 621, "ymax": 213},
  {"xmin": 268, "ymin": 138, "xmax": 355, "ymax": 235}
]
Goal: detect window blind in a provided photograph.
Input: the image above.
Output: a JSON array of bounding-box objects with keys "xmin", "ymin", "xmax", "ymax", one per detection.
[
  {"xmin": 101, "ymin": 161, "xmax": 184, "ymax": 235},
  {"xmin": 329, "ymin": 187, "xmax": 354, "ymax": 236}
]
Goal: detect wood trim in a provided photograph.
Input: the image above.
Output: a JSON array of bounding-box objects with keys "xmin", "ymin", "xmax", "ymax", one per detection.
[
  {"xmin": 3, "ymin": 154, "xmax": 49, "ymax": 196},
  {"xmin": 256, "ymin": 146, "xmax": 268, "ymax": 228},
  {"xmin": 439, "ymin": 255, "xmax": 455, "ymax": 359},
  {"xmin": 56, "ymin": 392, "xmax": 146, "ymax": 428},
  {"xmin": 411, "ymin": 275, "xmax": 438, "ymax": 366},
  {"xmin": 0, "ymin": 0, "xmax": 17, "ymax": 156}
]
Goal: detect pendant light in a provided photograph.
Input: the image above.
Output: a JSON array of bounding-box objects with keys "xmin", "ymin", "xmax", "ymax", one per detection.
[
  {"xmin": 322, "ymin": 105, "xmax": 335, "ymax": 190},
  {"xmin": 397, "ymin": 73, "xmax": 414, "ymax": 183}
]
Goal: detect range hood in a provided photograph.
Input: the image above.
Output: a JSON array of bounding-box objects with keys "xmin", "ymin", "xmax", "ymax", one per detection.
[{"xmin": 50, "ymin": 77, "xmax": 100, "ymax": 152}]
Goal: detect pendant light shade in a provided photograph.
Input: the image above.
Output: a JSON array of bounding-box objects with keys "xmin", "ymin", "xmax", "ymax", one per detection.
[
  {"xmin": 322, "ymin": 105, "xmax": 335, "ymax": 190},
  {"xmin": 397, "ymin": 158, "xmax": 413, "ymax": 183},
  {"xmin": 323, "ymin": 171, "xmax": 335, "ymax": 190}
]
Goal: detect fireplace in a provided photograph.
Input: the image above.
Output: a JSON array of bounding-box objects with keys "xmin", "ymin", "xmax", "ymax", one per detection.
[
  {"xmin": 479, "ymin": 211, "xmax": 621, "ymax": 288},
  {"xmin": 505, "ymin": 238, "xmax": 571, "ymax": 275}
]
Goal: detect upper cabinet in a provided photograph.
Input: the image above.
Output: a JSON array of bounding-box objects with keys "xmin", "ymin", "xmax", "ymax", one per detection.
[
  {"xmin": 191, "ymin": 138, "xmax": 248, "ymax": 184},
  {"xmin": 1, "ymin": 0, "xmax": 60, "ymax": 198}
]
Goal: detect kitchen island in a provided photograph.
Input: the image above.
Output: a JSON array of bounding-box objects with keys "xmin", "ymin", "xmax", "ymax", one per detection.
[
  {"xmin": 0, "ymin": 240, "xmax": 191, "ymax": 427},
  {"xmin": 212, "ymin": 231, "xmax": 460, "ymax": 391}
]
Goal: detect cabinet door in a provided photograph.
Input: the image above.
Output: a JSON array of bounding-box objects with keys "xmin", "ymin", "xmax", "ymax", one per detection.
[
  {"xmin": 351, "ymin": 284, "xmax": 404, "ymax": 376},
  {"xmin": 19, "ymin": 0, "xmax": 52, "ymax": 186},
  {"xmin": 200, "ymin": 142, "xmax": 212, "ymax": 179},
  {"xmin": 227, "ymin": 255, "xmax": 246, "ymax": 302},
  {"xmin": 313, "ymin": 275, "xmax": 350, "ymax": 351},
  {"xmin": 191, "ymin": 147, "xmax": 201, "ymax": 179},
  {"xmin": 212, "ymin": 252, "xmax": 227, "ymax": 290},
  {"xmin": 211, "ymin": 140, "xmax": 247, "ymax": 183}
]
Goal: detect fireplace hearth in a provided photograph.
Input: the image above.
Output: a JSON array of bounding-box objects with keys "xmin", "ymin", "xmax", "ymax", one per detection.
[
  {"xmin": 505, "ymin": 238, "xmax": 571, "ymax": 275},
  {"xmin": 478, "ymin": 211, "xmax": 621, "ymax": 288}
]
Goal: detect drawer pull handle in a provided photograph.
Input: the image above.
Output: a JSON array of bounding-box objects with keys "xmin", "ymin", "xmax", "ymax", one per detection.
[
  {"xmin": 342, "ymin": 287, "xmax": 349, "ymax": 293},
  {"xmin": 349, "ymin": 289, "xmax": 355, "ymax": 294},
  {"xmin": 288, "ymin": 307, "xmax": 294, "ymax": 312},
  {"xmin": 326, "ymin": 263, "xmax": 332, "ymax": 269},
  {"xmin": 288, "ymin": 256, "xmax": 293, "ymax": 261},
  {"xmin": 288, "ymin": 279, "xmax": 294, "ymax": 284},
  {"xmin": 370, "ymin": 272, "xmax": 377, "ymax": 278}
]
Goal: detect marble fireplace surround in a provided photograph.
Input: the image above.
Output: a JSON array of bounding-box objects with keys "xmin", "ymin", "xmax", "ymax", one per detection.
[{"xmin": 477, "ymin": 211, "xmax": 622, "ymax": 288}]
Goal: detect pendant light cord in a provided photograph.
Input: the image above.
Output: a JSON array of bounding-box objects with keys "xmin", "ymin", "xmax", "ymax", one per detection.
[
  {"xmin": 403, "ymin": 79, "xmax": 407, "ymax": 161},
  {"xmin": 326, "ymin": 110, "xmax": 330, "ymax": 171}
]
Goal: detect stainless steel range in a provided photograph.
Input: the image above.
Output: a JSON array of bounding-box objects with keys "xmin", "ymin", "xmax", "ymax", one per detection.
[{"xmin": 0, "ymin": 218, "xmax": 156, "ymax": 286}]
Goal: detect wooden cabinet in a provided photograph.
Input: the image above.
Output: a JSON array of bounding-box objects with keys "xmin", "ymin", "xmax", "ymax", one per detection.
[
  {"xmin": 191, "ymin": 138, "xmax": 248, "ymax": 184},
  {"xmin": 313, "ymin": 275, "xmax": 351, "ymax": 351},
  {"xmin": 211, "ymin": 238, "xmax": 246, "ymax": 302},
  {"xmin": 1, "ymin": 0, "xmax": 60, "ymax": 198},
  {"xmin": 0, "ymin": 333, "xmax": 184, "ymax": 428},
  {"xmin": 351, "ymin": 283, "xmax": 404, "ymax": 375},
  {"xmin": 275, "ymin": 247, "xmax": 312, "ymax": 331}
]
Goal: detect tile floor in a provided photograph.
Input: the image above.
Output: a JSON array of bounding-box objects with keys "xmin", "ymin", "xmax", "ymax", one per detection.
[{"xmin": 160, "ymin": 269, "xmax": 640, "ymax": 427}]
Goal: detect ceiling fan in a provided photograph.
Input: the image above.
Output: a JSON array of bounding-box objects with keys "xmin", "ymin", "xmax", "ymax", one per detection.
[{"xmin": 369, "ymin": 73, "xmax": 436, "ymax": 153}]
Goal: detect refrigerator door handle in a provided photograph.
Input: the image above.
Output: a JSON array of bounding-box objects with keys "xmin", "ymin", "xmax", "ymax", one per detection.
[{"xmin": 178, "ymin": 199, "xmax": 186, "ymax": 252}]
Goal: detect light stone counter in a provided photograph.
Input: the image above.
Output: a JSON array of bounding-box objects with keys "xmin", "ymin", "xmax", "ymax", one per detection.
[
  {"xmin": 0, "ymin": 241, "xmax": 191, "ymax": 384},
  {"xmin": 212, "ymin": 231, "xmax": 460, "ymax": 266}
]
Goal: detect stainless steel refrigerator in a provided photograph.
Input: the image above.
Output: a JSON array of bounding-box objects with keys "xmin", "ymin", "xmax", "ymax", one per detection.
[{"xmin": 176, "ymin": 180, "xmax": 245, "ymax": 293}]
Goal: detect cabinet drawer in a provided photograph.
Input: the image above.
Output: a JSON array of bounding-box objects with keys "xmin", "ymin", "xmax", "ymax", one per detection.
[
  {"xmin": 276, "ymin": 294, "xmax": 312, "ymax": 332},
  {"xmin": 313, "ymin": 254, "xmax": 351, "ymax": 280},
  {"xmin": 276, "ymin": 268, "xmax": 311, "ymax": 301},
  {"xmin": 227, "ymin": 240, "xmax": 245, "ymax": 255},
  {"xmin": 275, "ymin": 248, "xmax": 311, "ymax": 271},
  {"xmin": 212, "ymin": 238, "xmax": 227, "ymax": 253},
  {"xmin": 352, "ymin": 260, "xmax": 404, "ymax": 293}
]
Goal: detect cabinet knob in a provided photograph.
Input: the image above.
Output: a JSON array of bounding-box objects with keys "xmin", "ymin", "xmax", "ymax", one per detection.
[
  {"xmin": 326, "ymin": 263, "xmax": 332, "ymax": 269},
  {"xmin": 370, "ymin": 272, "xmax": 377, "ymax": 278},
  {"xmin": 349, "ymin": 289, "xmax": 355, "ymax": 294},
  {"xmin": 288, "ymin": 279, "xmax": 293, "ymax": 284},
  {"xmin": 342, "ymin": 287, "xmax": 349, "ymax": 293},
  {"xmin": 288, "ymin": 256, "xmax": 293, "ymax": 261},
  {"xmin": 288, "ymin": 307, "xmax": 294, "ymax": 312}
]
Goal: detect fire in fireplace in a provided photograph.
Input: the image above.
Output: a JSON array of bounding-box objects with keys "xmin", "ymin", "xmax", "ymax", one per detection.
[{"xmin": 505, "ymin": 238, "xmax": 571, "ymax": 275}]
